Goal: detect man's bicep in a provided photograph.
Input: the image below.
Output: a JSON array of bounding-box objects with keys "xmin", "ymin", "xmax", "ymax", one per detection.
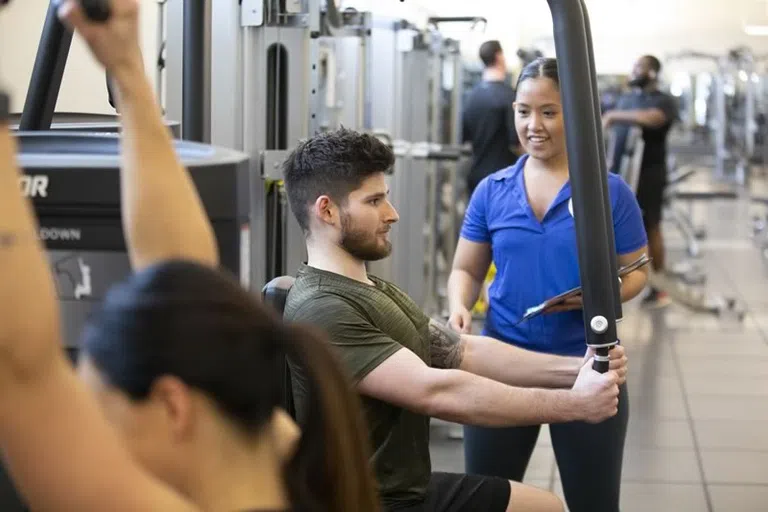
[
  {"xmin": 357, "ymin": 347, "xmax": 437, "ymax": 414},
  {"xmin": 428, "ymin": 319, "xmax": 465, "ymax": 369}
]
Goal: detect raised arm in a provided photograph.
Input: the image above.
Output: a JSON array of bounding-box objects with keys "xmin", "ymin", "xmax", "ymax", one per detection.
[
  {"xmin": 0, "ymin": 107, "xmax": 197, "ymax": 512},
  {"xmin": 60, "ymin": 0, "xmax": 218, "ymax": 271}
]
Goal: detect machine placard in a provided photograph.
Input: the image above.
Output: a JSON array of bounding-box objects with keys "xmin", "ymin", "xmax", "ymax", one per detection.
[{"xmin": 241, "ymin": 0, "xmax": 264, "ymax": 27}]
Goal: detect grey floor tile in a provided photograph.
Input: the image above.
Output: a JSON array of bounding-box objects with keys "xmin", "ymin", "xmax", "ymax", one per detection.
[
  {"xmin": 678, "ymin": 355, "xmax": 768, "ymax": 378},
  {"xmin": 621, "ymin": 448, "xmax": 701, "ymax": 483},
  {"xmin": 701, "ymin": 451, "xmax": 768, "ymax": 484},
  {"xmin": 709, "ymin": 484, "xmax": 768, "ymax": 512},
  {"xmin": 681, "ymin": 374, "xmax": 768, "ymax": 396},
  {"xmin": 524, "ymin": 445, "xmax": 557, "ymax": 481},
  {"xmin": 627, "ymin": 375, "xmax": 683, "ymax": 398},
  {"xmin": 428, "ymin": 438, "xmax": 464, "ymax": 473},
  {"xmin": 551, "ymin": 481, "xmax": 708, "ymax": 512},
  {"xmin": 688, "ymin": 394, "xmax": 768, "ymax": 421},
  {"xmin": 673, "ymin": 338, "xmax": 768, "ymax": 357},
  {"xmin": 626, "ymin": 386, "xmax": 689, "ymax": 420},
  {"xmin": 694, "ymin": 419, "xmax": 768, "ymax": 451},
  {"xmin": 619, "ymin": 483, "xmax": 708, "ymax": 512},
  {"xmin": 672, "ymin": 329, "xmax": 766, "ymax": 344},
  {"xmin": 626, "ymin": 419, "xmax": 695, "ymax": 449}
]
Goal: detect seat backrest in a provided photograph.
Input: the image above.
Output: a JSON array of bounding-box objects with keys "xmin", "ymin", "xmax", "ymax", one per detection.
[
  {"xmin": 261, "ymin": 276, "xmax": 297, "ymax": 419},
  {"xmin": 262, "ymin": 275, "xmax": 296, "ymax": 316}
]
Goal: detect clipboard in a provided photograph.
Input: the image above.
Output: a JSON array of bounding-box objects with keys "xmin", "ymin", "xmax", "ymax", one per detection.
[{"xmin": 514, "ymin": 253, "xmax": 652, "ymax": 325}]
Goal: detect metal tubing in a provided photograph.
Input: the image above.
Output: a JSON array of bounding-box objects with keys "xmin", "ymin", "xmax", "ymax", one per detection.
[
  {"xmin": 182, "ymin": 0, "xmax": 205, "ymax": 141},
  {"xmin": 19, "ymin": 1, "xmax": 73, "ymax": 131},
  {"xmin": 580, "ymin": 0, "xmax": 623, "ymax": 322},
  {"xmin": 546, "ymin": 0, "xmax": 618, "ymax": 371}
]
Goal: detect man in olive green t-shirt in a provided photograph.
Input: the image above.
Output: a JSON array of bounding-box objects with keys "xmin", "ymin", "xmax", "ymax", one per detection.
[{"xmin": 282, "ymin": 128, "xmax": 628, "ymax": 512}]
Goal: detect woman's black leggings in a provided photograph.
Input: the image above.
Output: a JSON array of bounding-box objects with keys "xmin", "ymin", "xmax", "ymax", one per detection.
[{"xmin": 463, "ymin": 384, "xmax": 629, "ymax": 512}]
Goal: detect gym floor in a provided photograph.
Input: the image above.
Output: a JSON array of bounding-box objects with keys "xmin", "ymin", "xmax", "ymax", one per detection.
[{"xmin": 429, "ymin": 175, "xmax": 768, "ymax": 511}]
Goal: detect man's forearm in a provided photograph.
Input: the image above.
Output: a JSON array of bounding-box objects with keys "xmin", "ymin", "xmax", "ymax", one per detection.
[
  {"xmin": 426, "ymin": 368, "xmax": 580, "ymax": 427},
  {"xmin": 111, "ymin": 64, "xmax": 218, "ymax": 271},
  {"xmin": 608, "ymin": 109, "xmax": 666, "ymax": 129},
  {"xmin": 460, "ymin": 334, "xmax": 580, "ymax": 388},
  {"xmin": 0, "ymin": 124, "xmax": 62, "ymax": 371}
]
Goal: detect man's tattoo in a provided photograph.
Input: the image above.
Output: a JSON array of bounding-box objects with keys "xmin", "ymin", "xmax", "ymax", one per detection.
[{"xmin": 429, "ymin": 319, "xmax": 465, "ymax": 370}]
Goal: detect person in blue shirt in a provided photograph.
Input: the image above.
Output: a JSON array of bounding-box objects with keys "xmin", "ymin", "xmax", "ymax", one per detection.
[{"xmin": 446, "ymin": 57, "xmax": 649, "ymax": 512}]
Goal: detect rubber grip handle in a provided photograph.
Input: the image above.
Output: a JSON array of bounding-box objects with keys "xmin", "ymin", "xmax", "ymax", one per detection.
[
  {"xmin": 80, "ymin": 0, "xmax": 111, "ymax": 22},
  {"xmin": 592, "ymin": 358, "xmax": 609, "ymax": 374}
]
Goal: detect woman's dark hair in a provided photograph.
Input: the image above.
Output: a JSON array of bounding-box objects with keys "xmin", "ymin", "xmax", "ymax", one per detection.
[
  {"xmin": 516, "ymin": 56, "xmax": 560, "ymax": 91},
  {"xmin": 80, "ymin": 260, "xmax": 380, "ymax": 512}
]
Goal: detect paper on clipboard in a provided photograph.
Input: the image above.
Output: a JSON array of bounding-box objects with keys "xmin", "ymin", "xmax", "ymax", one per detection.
[{"xmin": 515, "ymin": 253, "xmax": 652, "ymax": 325}]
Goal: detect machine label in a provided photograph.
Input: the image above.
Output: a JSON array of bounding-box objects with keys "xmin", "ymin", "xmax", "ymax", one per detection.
[
  {"xmin": 19, "ymin": 175, "xmax": 49, "ymax": 198},
  {"xmin": 240, "ymin": 0, "xmax": 263, "ymax": 27},
  {"xmin": 39, "ymin": 228, "xmax": 82, "ymax": 241},
  {"xmin": 53, "ymin": 253, "xmax": 92, "ymax": 300}
]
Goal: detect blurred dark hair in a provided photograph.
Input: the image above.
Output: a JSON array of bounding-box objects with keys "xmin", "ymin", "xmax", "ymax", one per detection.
[
  {"xmin": 81, "ymin": 260, "xmax": 380, "ymax": 512},
  {"xmin": 479, "ymin": 40, "xmax": 503, "ymax": 67},
  {"xmin": 642, "ymin": 55, "xmax": 662, "ymax": 73}
]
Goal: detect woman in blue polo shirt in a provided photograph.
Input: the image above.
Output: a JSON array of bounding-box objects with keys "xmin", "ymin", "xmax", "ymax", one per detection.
[{"xmin": 447, "ymin": 57, "xmax": 649, "ymax": 512}]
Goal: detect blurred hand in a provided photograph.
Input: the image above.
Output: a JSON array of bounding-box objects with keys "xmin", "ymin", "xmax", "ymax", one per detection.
[
  {"xmin": 447, "ymin": 307, "xmax": 472, "ymax": 334},
  {"xmin": 57, "ymin": 0, "xmax": 143, "ymax": 76}
]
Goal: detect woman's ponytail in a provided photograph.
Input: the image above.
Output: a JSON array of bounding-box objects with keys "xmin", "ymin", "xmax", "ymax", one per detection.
[{"xmin": 281, "ymin": 324, "xmax": 380, "ymax": 512}]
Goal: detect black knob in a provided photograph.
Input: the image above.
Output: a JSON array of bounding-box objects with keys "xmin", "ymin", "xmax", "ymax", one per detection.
[{"xmin": 81, "ymin": 0, "xmax": 111, "ymax": 22}]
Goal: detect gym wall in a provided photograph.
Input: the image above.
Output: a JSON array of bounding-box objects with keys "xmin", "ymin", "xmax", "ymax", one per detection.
[{"xmin": 0, "ymin": 0, "xmax": 159, "ymax": 114}]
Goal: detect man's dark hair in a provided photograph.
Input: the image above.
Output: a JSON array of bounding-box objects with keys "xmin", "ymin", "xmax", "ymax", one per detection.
[
  {"xmin": 479, "ymin": 40, "xmax": 503, "ymax": 68},
  {"xmin": 282, "ymin": 127, "xmax": 395, "ymax": 232},
  {"xmin": 642, "ymin": 55, "xmax": 662, "ymax": 74}
]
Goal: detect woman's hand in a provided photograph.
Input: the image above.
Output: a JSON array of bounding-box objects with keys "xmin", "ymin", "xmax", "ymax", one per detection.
[
  {"xmin": 543, "ymin": 294, "xmax": 583, "ymax": 314},
  {"xmin": 448, "ymin": 307, "xmax": 473, "ymax": 334}
]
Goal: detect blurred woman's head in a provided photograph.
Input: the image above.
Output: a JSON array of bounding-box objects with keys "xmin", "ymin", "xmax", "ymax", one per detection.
[
  {"xmin": 77, "ymin": 260, "xmax": 379, "ymax": 512},
  {"xmin": 514, "ymin": 57, "xmax": 566, "ymax": 163}
]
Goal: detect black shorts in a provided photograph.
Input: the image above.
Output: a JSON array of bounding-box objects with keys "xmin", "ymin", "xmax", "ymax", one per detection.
[
  {"xmin": 635, "ymin": 166, "xmax": 668, "ymax": 230},
  {"xmin": 386, "ymin": 472, "xmax": 511, "ymax": 512}
]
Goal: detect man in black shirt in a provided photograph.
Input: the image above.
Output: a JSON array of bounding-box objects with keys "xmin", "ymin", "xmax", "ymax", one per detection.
[
  {"xmin": 462, "ymin": 40, "xmax": 520, "ymax": 196},
  {"xmin": 604, "ymin": 55, "xmax": 678, "ymax": 308}
]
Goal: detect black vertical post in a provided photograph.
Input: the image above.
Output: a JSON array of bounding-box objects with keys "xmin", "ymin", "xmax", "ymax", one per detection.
[
  {"xmin": 182, "ymin": 0, "xmax": 205, "ymax": 142},
  {"xmin": 546, "ymin": 0, "xmax": 618, "ymax": 372},
  {"xmin": 580, "ymin": 1, "xmax": 623, "ymax": 322},
  {"xmin": 19, "ymin": 0, "xmax": 73, "ymax": 130}
]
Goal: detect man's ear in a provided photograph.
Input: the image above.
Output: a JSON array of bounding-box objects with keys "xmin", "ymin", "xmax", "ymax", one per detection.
[{"xmin": 313, "ymin": 195, "xmax": 337, "ymax": 226}]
